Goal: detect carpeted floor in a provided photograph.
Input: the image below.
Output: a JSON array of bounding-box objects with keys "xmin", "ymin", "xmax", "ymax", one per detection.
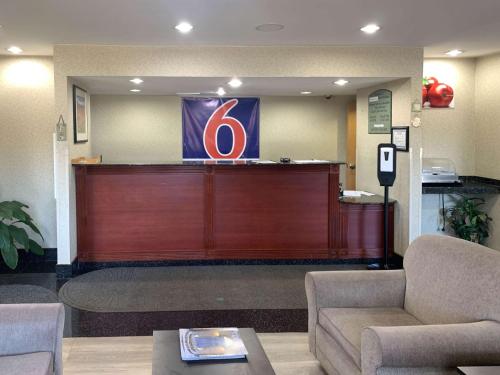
[
  {"xmin": 59, "ymin": 264, "xmax": 360, "ymax": 313},
  {"xmin": 0, "ymin": 284, "xmax": 59, "ymax": 304}
]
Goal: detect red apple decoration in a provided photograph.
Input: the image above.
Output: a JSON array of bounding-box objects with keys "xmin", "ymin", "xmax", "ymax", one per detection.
[
  {"xmin": 428, "ymin": 83, "xmax": 454, "ymax": 108},
  {"xmin": 422, "ymin": 86, "xmax": 429, "ymax": 104},
  {"xmin": 424, "ymin": 76, "xmax": 439, "ymax": 90}
]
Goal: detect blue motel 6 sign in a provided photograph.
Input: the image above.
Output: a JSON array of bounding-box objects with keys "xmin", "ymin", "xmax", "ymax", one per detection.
[{"xmin": 182, "ymin": 97, "xmax": 260, "ymax": 160}]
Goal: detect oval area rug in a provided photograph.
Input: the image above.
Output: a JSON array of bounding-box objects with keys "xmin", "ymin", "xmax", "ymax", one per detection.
[
  {"xmin": 0, "ymin": 284, "xmax": 59, "ymax": 304},
  {"xmin": 58, "ymin": 264, "xmax": 357, "ymax": 312}
]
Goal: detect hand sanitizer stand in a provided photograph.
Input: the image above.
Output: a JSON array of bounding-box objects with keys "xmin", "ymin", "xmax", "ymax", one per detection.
[{"xmin": 368, "ymin": 144, "xmax": 397, "ymax": 270}]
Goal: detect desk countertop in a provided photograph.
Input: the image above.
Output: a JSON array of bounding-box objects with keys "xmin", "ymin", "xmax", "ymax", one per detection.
[
  {"xmin": 340, "ymin": 194, "xmax": 396, "ymax": 205},
  {"xmin": 73, "ymin": 160, "xmax": 345, "ymax": 167},
  {"xmin": 422, "ymin": 176, "xmax": 500, "ymax": 195}
]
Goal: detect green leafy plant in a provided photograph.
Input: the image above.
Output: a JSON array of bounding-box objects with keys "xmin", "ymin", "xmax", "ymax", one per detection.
[
  {"xmin": 0, "ymin": 201, "xmax": 44, "ymax": 269},
  {"xmin": 446, "ymin": 196, "xmax": 492, "ymax": 244}
]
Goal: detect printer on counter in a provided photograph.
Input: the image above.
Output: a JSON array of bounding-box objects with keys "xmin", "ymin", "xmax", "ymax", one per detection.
[{"xmin": 422, "ymin": 158, "xmax": 462, "ymax": 185}]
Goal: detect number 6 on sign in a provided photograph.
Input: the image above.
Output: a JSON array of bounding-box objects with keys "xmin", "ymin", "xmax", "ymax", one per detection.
[{"xmin": 203, "ymin": 99, "xmax": 247, "ymax": 159}]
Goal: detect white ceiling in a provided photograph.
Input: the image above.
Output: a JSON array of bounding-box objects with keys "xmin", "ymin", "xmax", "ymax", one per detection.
[
  {"xmin": 76, "ymin": 76, "xmax": 397, "ymax": 96},
  {"xmin": 1, "ymin": 0, "xmax": 500, "ymax": 57}
]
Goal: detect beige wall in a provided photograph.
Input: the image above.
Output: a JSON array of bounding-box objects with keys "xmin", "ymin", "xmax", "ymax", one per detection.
[
  {"xmin": 475, "ymin": 52, "xmax": 500, "ymax": 249},
  {"xmin": 261, "ymin": 96, "xmax": 349, "ymax": 161},
  {"xmin": 475, "ymin": 53, "xmax": 500, "ymax": 180},
  {"xmin": 91, "ymin": 95, "xmax": 180, "ymax": 163},
  {"xmin": 356, "ymin": 78, "xmax": 414, "ymax": 255},
  {"xmin": 0, "ymin": 56, "xmax": 56, "ymax": 248},
  {"xmin": 90, "ymin": 94, "xmax": 352, "ymax": 163},
  {"xmin": 422, "ymin": 59, "xmax": 476, "ymax": 175}
]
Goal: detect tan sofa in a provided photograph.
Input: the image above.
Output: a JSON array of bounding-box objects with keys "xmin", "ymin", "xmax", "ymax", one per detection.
[{"xmin": 306, "ymin": 235, "xmax": 500, "ymax": 374}]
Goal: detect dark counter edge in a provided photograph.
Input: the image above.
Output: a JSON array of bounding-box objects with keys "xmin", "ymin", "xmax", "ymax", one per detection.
[
  {"xmin": 422, "ymin": 176, "xmax": 500, "ymax": 195},
  {"xmin": 72, "ymin": 160, "xmax": 346, "ymax": 167},
  {"xmin": 340, "ymin": 195, "xmax": 396, "ymax": 205}
]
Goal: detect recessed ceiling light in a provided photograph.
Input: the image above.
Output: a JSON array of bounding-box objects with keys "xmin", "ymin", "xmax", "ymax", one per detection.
[
  {"xmin": 175, "ymin": 22, "xmax": 194, "ymax": 33},
  {"xmin": 6, "ymin": 46, "xmax": 23, "ymax": 54},
  {"xmin": 256, "ymin": 23, "xmax": 285, "ymax": 32},
  {"xmin": 228, "ymin": 78, "xmax": 242, "ymax": 88},
  {"xmin": 360, "ymin": 24, "xmax": 380, "ymax": 34},
  {"xmin": 334, "ymin": 79, "xmax": 349, "ymax": 86},
  {"xmin": 129, "ymin": 78, "xmax": 143, "ymax": 84},
  {"xmin": 445, "ymin": 49, "xmax": 464, "ymax": 57},
  {"xmin": 130, "ymin": 89, "xmax": 141, "ymax": 93},
  {"xmin": 300, "ymin": 91, "xmax": 312, "ymax": 95},
  {"xmin": 217, "ymin": 87, "xmax": 226, "ymax": 96}
]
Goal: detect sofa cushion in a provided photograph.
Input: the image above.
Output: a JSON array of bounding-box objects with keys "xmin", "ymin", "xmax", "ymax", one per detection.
[
  {"xmin": 404, "ymin": 235, "xmax": 500, "ymax": 324},
  {"xmin": 319, "ymin": 307, "xmax": 422, "ymax": 368},
  {"xmin": 0, "ymin": 352, "xmax": 53, "ymax": 375}
]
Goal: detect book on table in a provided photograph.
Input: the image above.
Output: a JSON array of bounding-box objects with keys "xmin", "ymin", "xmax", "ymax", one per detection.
[{"xmin": 179, "ymin": 328, "xmax": 248, "ymax": 361}]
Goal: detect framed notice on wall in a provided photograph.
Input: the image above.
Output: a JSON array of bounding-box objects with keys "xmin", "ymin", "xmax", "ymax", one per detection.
[
  {"xmin": 368, "ymin": 89, "xmax": 392, "ymax": 134},
  {"xmin": 391, "ymin": 126, "xmax": 409, "ymax": 152}
]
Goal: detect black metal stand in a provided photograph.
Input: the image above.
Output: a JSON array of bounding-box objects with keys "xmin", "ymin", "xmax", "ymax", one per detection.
[{"xmin": 368, "ymin": 185, "xmax": 396, "ymax": 270}]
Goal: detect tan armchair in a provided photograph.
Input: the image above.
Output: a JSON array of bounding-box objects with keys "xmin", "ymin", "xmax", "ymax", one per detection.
[
  {"xmin": 0, "ymin": 303, "xmax": 65, "ymax": 375},
  {"xmin": 306, "ymin": 235, "xmax": 500, "ymax": 375}
]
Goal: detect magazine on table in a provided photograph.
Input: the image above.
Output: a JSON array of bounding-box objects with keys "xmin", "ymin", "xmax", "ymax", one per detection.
[{"xmin": 179, "ymin": 328, "xmax": 248, "ymax": 361}]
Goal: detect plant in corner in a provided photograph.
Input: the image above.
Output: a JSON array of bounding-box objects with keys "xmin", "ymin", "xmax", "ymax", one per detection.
[
  {"xmin": 446, "ymin": 195, "xmax": 492, "ymax": 245},
  {"xmin": 0, "ymin": 201, "xmax": 44, "ymax": 269}
]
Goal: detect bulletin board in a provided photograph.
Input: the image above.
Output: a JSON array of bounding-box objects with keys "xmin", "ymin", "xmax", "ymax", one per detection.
[{"xmin": 368, "ymin": 89, "xmax": 392, "ymax": 134}]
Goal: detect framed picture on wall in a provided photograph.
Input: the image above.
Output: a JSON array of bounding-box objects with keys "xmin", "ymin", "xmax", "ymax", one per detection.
[
  {"xmin": 391, "ymin": 126, "xmax": 409, "ymax": 152},
  {"xmin": 73, "ymin": 85, "xmax": 89, "ymax": 143}
]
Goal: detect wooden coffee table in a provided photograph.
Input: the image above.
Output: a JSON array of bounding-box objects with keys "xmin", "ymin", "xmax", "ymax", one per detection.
[
  {"xmin": 152, "ymin": 328, "xmax": 275, "ymax": 375},
  {"xmin": 458, "ymin": 367, "xmax": 500, "ymax": 375}
]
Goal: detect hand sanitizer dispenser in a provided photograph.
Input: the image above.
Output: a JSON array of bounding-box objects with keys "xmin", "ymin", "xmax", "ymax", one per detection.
[
  {"xmin": 377, "ymin": 144, "xmax": 396, "ymax": 186},
  {"xmin": 369, "ymin": 143, "xmax": 397, "ymax": 270}
]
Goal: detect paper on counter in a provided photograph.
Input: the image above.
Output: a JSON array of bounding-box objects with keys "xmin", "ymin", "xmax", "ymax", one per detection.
[
  {"xmin": 293, "ymin": 159, "xmax": 330, "ymax": 164},
  {"xmin": 343, "ymin": 190, "xmax": 376, "ymax": 197},
  {"xmin": 254, "ymin": 160, "xmax": 277, "ymax": 164},
  {"xmin": 359, "ymin": 191, "xmax": 375, "ymax": 196},
  {"xmin": 343, "ymin": 190, "xmax": 362, "ymax": 197}
]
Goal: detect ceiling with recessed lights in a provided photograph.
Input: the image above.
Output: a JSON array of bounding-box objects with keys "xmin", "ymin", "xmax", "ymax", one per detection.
[
  {"xmin": 73, "ymin": 76, "xmax": 398, "ymax": 96},
  {"xmin": 1, "ymin": 0, "xmax": 500, "ymax": 57}
]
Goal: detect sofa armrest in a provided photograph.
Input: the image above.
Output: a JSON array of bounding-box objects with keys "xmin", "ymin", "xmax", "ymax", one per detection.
[
  {"xmin": 305, "ymin": 270, "xmax": 406, "ymax": 354},
  {"xmin": 361, "ymin": 320, "xmax": 500, "ymax": 375},
  {"xmin": 0, "ymin": 303, "xmax": 65, "ymax": 375}
]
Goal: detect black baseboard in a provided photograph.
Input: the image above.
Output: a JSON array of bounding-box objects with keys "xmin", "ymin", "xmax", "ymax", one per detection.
[
  {"xmin": 0, "ymin": 250, "xmax": 404, "ymax": 278},
  {"xmin": 0, "ymin": 248, "xmax": 57, "ymax": 274},
  {"xmin": 61, "ymin": 256, "xmax": 404, "ymax": 278},
  {"xmin": 392, "ymin": 254, "xmax": 404, "ymax": 268},
  {"xmin": 55, "ymin": 258, "xmax": 79, "ymax": 279}
]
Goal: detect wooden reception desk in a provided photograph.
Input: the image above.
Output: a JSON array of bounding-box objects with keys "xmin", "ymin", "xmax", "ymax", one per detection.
[{"xmin": 74, "ymin": 162, "xmax": 393, "ymax": 262}]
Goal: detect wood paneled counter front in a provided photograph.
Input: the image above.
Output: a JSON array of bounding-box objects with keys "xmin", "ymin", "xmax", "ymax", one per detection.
[{"xmin": 74, "ymin": 162, "xmax": 394, "ymax": 262}]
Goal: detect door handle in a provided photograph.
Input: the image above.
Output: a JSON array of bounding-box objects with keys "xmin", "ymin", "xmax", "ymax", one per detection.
[{"xmin": 348, "ymin": 163, "xmax": 356, "ymax": 170}]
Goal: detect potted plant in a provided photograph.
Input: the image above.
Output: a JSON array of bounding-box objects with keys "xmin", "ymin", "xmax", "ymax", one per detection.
[
  {"xmin": 0, "ymin": 201, "xmax": 44, "ymax": 269},
  {"xmin": 446, "ymin": 195, "xmax": 492, "ymax": 244}
]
